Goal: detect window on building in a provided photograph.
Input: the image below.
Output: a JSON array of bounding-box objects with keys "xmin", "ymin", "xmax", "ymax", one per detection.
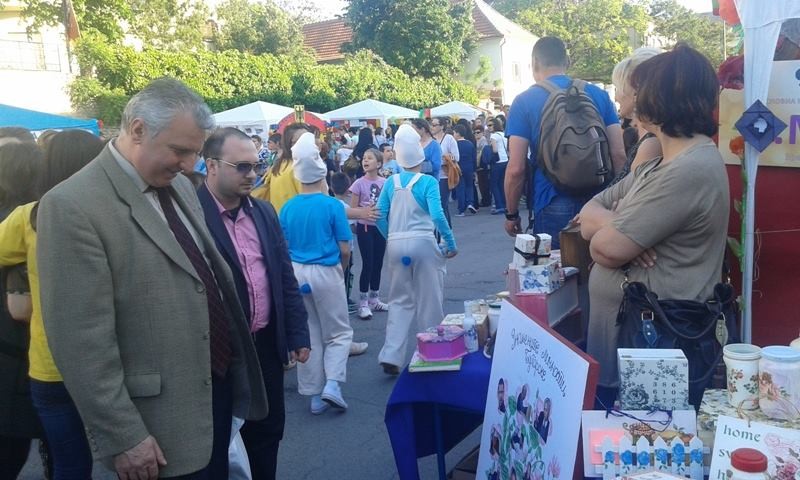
[{"xmin": 512, "ymin": 62, "xmax": 521, "ymax": 83}]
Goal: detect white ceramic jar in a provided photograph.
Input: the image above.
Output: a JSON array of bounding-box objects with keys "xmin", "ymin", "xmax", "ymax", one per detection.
[
  {"xmin": 758, "ymin": 346, "xmax": 800, "ymax": 421},
  {"xmin": 724, "ymin": 344, "xmax": 762, "ymax": 410}
]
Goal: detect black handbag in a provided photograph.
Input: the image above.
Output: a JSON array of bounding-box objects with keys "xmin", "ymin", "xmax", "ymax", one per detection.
[{"xmin": 616, "ymin": 278, "xmax": 739, "ymax": 408}]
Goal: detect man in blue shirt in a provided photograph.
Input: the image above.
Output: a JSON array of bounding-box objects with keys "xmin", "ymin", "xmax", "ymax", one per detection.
[{"xmin": 504, "ymin": 37, "xmax": 626, "ymax": 248}]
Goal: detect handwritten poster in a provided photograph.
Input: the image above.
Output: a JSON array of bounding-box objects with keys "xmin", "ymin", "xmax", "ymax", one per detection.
[
  {"xmin": 477, "ymin": 301, "xmax": 590, "ymax": 480},
  {"xmin": 719, "ymin": 60, "xmax": 800, "ymax": 168},
  {"xmin": 709, "ymin": 415, "xmax": 800, "ymax": 480}
]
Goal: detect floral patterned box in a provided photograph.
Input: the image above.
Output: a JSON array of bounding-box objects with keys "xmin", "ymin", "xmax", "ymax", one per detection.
[
  {"xmin": 697, "ymin": 389, "xmax": 800, "ymax": 451},
  {"xmin": 618, "ymin": 349, "xmax": 690, "ymax": 411},
  {"xmin": 509, "ymin": 259, "xmax": 562, "ymax": 295}
]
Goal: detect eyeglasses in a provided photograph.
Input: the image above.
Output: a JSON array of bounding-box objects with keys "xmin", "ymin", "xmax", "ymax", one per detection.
[
  {"xmin": 431, "ymin": 123, "xmax": 442, "ymax": 127},
  {"xmin": 211, "ymin": 158, "xmax": 266, "ymax": 174}
]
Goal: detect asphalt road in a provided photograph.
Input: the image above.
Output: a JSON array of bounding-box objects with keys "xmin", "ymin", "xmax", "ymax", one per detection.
[{"xmin": 20, "ymin": 203, "xmax": 516, "ymax": 480}]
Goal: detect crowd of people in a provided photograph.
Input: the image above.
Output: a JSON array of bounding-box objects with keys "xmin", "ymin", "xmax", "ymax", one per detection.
[{"xmin": 0, "ymin": 34, "xmax": 730, "ymax": 480}]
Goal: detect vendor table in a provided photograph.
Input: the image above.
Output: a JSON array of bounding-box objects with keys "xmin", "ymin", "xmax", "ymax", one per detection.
[{"xmin": 385, "ymin": 351, "xmax": 492, "ymax": 480}]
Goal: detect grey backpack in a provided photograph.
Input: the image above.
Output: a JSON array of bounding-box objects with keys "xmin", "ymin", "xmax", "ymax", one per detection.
[{"xmin": 536, "ymin": 79, "xmax": 612, "ymax": 195}]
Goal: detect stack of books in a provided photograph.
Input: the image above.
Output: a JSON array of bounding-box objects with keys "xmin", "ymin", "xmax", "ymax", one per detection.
[{"xmin": 408, "ymin": 351, "xmax": 462, "ymax": 373}]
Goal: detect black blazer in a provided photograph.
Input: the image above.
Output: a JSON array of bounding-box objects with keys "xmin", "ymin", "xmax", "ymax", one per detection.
[{"xmin": 197, "ymin": 184, "xmax": 309, "ymax": 364}]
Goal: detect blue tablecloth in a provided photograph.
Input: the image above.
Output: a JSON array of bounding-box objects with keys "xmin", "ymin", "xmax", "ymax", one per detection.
[{"xmin": 384, "ymin": 352, "xmax": 492, "ymax": 480}]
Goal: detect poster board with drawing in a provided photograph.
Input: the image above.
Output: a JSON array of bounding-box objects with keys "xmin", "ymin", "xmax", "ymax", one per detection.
[
  {"xmin": 477, "ymin": 301, "xmax": 599, "ymax": 480},
  {"xmin": 719, "ymin": 60, "xmax": 800, "ymax": 168},
  {"xmin": 709, "ymin": 415, "xmax": 800, "ymax": 480}
]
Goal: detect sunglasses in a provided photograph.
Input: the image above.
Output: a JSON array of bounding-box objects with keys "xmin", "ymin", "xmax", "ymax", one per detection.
[{"xmin": 212, "ymin": 158, "xmax": 266, "ymax": 174}]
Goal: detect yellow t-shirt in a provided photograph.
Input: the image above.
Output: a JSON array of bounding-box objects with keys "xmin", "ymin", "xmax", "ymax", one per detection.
[
  {"xmin": 265, "ymin": 162, "xmax": 301, "ymax": 214},
  {"xmin": 0, "ymin": 202, "xmax": 61, "ymax": 381}
]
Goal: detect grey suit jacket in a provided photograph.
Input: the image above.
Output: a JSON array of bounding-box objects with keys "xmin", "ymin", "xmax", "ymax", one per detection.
[{"xmin": 36, "ymin": 146, "xmax": 268, "ymax": 477}]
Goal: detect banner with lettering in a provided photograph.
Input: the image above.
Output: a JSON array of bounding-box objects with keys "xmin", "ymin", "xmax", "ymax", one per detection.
[
  {"xmin": 477, "ymin": 301, "xmax": 590, "ymax": 480},
  {"xmin": 709, "ymin": 415, "xmax": 800, "ymax": 480},
  {"xmin": 719, "ymin": 60, "xmax": 800, "ymax": 168}
]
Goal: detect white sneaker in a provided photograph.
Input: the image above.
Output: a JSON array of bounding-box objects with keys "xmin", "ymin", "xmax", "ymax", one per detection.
[
  {"xmin": 368, "ymin": 299, "xmax": 389, "ymax": 312},
  {"xmin": 349, "ymin": 341, "xmax": 369, "ymax": 356},
  {"xmin": 358, "ymin": 305, "xmax": 373, "ymax": 319},
  {"xmin": 310, "ymin": 395, "xmax": 329, "ymax": 415},
  {"xmin": 321, "ymin": 380, "xmax": 348, "ymax": 410}
]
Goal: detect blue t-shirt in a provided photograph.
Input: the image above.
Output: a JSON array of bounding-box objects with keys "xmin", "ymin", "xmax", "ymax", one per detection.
[
  {"xmin": 456, "ymin": 139, "xmax": 476, "ymax": 171},
  {"xmin": 279, "ymin": 193, "xmax": 352, "ymax": 266},
  {"xmin": 506, "ymin": 75, "xmax": 619, "ymax": 215}
]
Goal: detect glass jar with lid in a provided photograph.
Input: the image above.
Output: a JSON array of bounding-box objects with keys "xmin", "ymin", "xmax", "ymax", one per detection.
[{"xmin": 758, "ymin": 346, "xmax": 800, "ymax": 421}]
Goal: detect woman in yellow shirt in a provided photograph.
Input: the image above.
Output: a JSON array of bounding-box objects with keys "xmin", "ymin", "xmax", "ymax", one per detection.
[
  {"xmin": 0, "ymin": 140, "xmax": 43, "ymax": 478},
  {"xmin": 0, "ymin": 130, "xmax": 103, "ymax": 479},
  {"xmin": 252, "ymin": 123, "xmax": 311, "ymax": 213}
]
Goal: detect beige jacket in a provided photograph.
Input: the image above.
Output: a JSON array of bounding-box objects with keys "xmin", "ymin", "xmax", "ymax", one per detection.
[{"xmin": 36, "ymin": 146, "xmax": 268, "ymax": 477}]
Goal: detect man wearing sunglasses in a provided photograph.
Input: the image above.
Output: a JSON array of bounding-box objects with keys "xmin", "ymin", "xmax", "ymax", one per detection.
[{"xmin": 197, "ymin": 127, "xmax": 310, "ymax": 479}]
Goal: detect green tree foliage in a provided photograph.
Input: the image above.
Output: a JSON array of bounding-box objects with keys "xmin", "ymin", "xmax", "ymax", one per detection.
[
  {"xmin": 127, "ymin": 0, "xmax": 210, "ymax": 51},
  {"xmin": 649, "ymin": 0, "xmax": 729, "ymax": 68},
  {"xmin": 5, "ymin": 0, "xmax": 130, "ymax": 40},
  {"xmin": 69, "ymin": 39, "xmax": 479, "ymax": 125},
  {"xmin": 5, "ymin": 0, "xmax": 211, "ymax": 49},
  {"xmin": 511, "ymin": 0, "xmax": 650, "ymax": 81},
  {"xmin": 214, "ymin": 0, "xmax": 303, "ymax": 55},
  {"xmin": 346, "ymin": 0, "xmax": 475, "ymax": 78}
]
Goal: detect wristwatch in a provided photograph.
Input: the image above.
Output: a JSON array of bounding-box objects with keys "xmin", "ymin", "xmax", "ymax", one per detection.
[{"xmin": 505, "ymin": 211, "xmax": 520, "ymax": 221}]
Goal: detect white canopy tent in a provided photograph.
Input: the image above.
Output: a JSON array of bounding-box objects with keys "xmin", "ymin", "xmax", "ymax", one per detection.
[
  {"xmin": 324, "ymin": 99, "xmax": 418, "ymax": 127},
  {"xmin": 213, "ymin": 101, "xmax": 329, "ymax": 137},
  {"xmin": 213, "ymin": 101, "xmax": 294, "ymax": 137},
  {"xmin": 733, "ymin": 0, "xmax": 800, "ymax": 342},
  {"xmin": 429, "ymin": 101, "xmax": 484, "ymax": 120}
]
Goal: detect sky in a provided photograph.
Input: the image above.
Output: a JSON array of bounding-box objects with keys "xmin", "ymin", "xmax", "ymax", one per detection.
[{"xmin": 299, "ymin": 0, "xmax": 713, "ymax": 20}]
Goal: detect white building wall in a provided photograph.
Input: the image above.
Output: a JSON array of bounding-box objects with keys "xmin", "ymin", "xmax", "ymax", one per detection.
[
  {"xmin": 462, "ymin": 37, "xmax": 503, "ymax": 92},
  {"xmin": 500, "ymin": 34, "xmax": 535, "ymax": 105},
  {"xmin": 0, "ymin": 6, "xmax": 76, "ymax": 114}
]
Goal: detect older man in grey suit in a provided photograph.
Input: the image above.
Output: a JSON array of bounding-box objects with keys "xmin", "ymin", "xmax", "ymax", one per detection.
[{"xmin": 36, "ymin": 78, "xmax": 267, "ymax": 479}]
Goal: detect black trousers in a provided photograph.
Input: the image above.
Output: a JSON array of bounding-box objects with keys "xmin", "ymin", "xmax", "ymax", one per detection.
[
  {"xmin": 170, "ymin": 373, "xmax": 232, "ymax": 479},
  {"xmin": 356, "ymin": 224, "xmax": 386, "ymax": 293},
  {"xmin": 476, "ymin": 168, "xmax": 492, "ymax": 207},
  {"xmin": 0, "ymin": 435, "xmax": 31, "ymax": 479},
  {"xmin": 241, "ymin": 320, "xmax": 285, "ymax": 480}
]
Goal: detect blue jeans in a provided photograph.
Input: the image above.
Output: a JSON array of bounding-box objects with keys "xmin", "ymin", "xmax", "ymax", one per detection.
[
  {"xmin": 29, "ymin": 380, "xmax": 92, "ymax": 480},
  {"xmin": 455, "ymin": 167, "xmax": 475, "ymax": 213},
  {"xmin": 490, "ymin": 162, "xmax": 507, "ymax": 211},
  {"xmin": 533, "ymin": 194, "xmax": 591, "ymax": 250}
]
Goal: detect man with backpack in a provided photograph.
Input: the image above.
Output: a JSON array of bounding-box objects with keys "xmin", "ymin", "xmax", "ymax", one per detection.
[{"xmin": 503, "ymin": 37, "xmax": 626, "ymax": 248}]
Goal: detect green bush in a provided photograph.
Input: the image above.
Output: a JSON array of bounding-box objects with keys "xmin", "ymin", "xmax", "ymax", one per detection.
[{"xmin": 71, "ymin": 40, "xmax": 479, "ymax": 125}]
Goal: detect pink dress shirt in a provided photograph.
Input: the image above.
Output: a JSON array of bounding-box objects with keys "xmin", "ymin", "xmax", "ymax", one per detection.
[{"xmin": 211, "ymin": 192, "xmax": 271, "ymax": 333}]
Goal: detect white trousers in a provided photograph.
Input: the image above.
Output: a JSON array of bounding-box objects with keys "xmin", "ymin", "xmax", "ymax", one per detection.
[
  {"xmin": 378, "ymin": 235, "xmax": 446, "ymax": 368},
  {"xmin": 292, "ymin": 262, "xmax": 353, "ymax": 396}
]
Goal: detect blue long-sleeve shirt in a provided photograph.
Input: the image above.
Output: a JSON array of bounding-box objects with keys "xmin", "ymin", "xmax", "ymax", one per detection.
[
  {"xmin": 423, "ymin": 141, "xmax": 442, "ymax": 179},
  {"xmin": 376, "ymin": 172, "xmax": 457, "ymax": 252}
]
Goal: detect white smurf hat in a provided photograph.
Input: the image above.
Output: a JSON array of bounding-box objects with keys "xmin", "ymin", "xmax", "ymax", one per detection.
[
  {"xmin": 394, "ymin": 124, "xmax": 425, "ymax": 169},
  {"xmin": 291, "ymin": 132, "xmax": 326, "ymax": 183}
]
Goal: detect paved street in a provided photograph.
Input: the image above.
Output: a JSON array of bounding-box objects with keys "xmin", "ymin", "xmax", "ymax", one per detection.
[{"xmin": 21, "ymin": 203, "xmax": 516, "ymax": 480}]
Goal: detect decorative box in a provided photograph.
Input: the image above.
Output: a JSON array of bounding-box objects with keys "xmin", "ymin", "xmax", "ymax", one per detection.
[
  {"xmin": 697, "ymin": 389, "xmax": 800, "ymax": 451},
  {"xmin": 508, "ymin": 258, "xmax": 562, "ymax": 294},
  {"xmin": 441, "ymin": 313, "xmax": 489, "ymax": 347},
  {"xmin": 512, "ymin": 233, "xmax": 552, "ymax": 268},
  {"xmin": 416, "ymin": 325, "xmax": 467, "ymax": 362},
  {"xmin": 618, "ymin": 348, "xmax": 690, "ymax": 410},
  {"xmin": 508, "ymin": 269, "xmax": 578, "ymax": 327}
]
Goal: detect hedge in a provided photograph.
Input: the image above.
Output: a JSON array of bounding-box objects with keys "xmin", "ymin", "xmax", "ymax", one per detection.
[{"xmin": 70, "ymin": 38, "xmax": 480, "ymax": 126}]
